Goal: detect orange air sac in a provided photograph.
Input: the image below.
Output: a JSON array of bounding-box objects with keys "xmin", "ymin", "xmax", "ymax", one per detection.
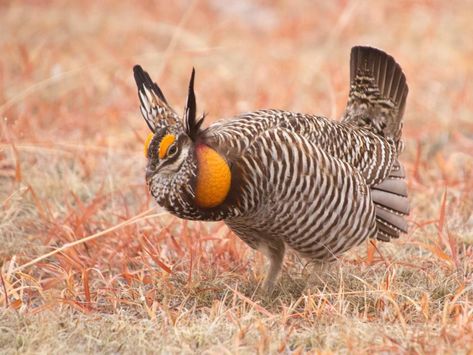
[{"xmin": 194, "ymin": 144, "xmax": 231, "ymax": 208}]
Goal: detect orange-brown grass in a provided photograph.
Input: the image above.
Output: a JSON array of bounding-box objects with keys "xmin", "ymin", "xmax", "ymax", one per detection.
[{"xmin": 1, "ymin": 0, "xmax": 472, "ymax": 353}]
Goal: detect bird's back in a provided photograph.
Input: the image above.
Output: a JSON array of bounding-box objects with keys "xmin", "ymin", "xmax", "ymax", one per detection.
[{"xmin": 204, "ymin": 109, "xmax": 397, "ymax": 186}]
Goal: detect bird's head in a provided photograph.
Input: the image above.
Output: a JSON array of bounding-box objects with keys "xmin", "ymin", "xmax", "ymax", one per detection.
[
  {"xmin": 133, "ymin": 66, "xmax": 231, "ymax": 210},
  {"xmin": 134, "ymin": 66, "xmax": 204, "ymax": 183}
]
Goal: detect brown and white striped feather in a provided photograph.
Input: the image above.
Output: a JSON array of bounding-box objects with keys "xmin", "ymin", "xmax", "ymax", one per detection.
[
  {"xmin": 203, "ymin": 109, "xmax": 397, "ymax": 186},
  {"xmin": 225, "ymin": 128, "xmax": 378, "ymax": 260}
]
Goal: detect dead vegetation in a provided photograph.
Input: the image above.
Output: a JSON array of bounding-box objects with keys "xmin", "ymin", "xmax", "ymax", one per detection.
[{"xmin": 1, "ymin": 0, "xmax": 472, "ymax": 353}]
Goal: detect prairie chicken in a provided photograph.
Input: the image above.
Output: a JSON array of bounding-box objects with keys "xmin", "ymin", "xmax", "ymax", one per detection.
[{"xmin": 133, "ymin": 46, "xmax": 409, "ymax": 291}]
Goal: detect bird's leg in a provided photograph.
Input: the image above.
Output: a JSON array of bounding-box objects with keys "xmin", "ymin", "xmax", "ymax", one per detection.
[
  {"xmin": 307, "ymin": 260, "xmax": 335, "ymax": 290},
  {"xmin": 258, "ymin": 241, "xmax": 285, "ymax": 294}
]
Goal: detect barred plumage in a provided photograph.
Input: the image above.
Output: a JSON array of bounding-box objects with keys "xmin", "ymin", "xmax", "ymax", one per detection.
[{"xmin": 133, "ymin": 46, "xmax": 410, "ymax": 291}]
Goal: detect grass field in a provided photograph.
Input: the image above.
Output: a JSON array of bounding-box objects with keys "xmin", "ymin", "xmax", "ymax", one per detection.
[{"xmin": 1, "ymin": 0, "xmax": 472, "ymax": 353}]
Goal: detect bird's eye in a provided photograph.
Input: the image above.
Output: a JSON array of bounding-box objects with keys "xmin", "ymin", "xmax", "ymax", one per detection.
[{"xmin": 167, "ymin": 144, "xmax": 178, "ymax": 157}]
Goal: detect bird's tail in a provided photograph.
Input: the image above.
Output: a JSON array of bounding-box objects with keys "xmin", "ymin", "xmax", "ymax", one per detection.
[{"xmin": 342, "ymin": 46, "xmax": 408, "ymax": 152}]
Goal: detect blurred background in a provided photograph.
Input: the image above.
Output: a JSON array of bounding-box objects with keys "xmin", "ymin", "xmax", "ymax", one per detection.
[
  {"xmin": 0, "ymin": 1, "xmax": 472, "ymax": 350},
  {"xmin": 2, "ymin": 1, "xmax": 472, "ymax": 139}
]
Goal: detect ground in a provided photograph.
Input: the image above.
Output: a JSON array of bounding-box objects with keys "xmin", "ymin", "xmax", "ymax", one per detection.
[{"xmin": 1, "ymin": 0, "xmax": 472, "ymax": 353}]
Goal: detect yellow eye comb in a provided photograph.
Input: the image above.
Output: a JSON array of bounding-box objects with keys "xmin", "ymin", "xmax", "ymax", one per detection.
[
  {"xmin": 144, "ymin": 133, "xmax": 154, "ymax": 157},
  {"xmin": 158, "ymin": 134, "xmax": 176, "ymax": 159}
]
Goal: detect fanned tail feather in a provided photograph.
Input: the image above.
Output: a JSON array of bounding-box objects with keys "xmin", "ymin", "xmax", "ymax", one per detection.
[{"xmin": 343, "ymin": 46, "xmax": 408, "ymax": 152}]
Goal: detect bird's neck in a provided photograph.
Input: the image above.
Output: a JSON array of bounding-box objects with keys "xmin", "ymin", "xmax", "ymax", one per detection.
[{"xmin": 153, "ymin": 144, "xmax": 232, "ymax": 220}]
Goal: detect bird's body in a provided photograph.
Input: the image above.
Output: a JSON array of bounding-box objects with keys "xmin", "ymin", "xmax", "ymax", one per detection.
[{"xmin": 134, "ymin": 46, "xmax": 409, "ymax": 291}]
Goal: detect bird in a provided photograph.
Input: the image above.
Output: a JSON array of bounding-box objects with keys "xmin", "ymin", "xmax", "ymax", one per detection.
[{"xmin": 133, "ymin": 46, "xmax": 409, "ymax": 292}]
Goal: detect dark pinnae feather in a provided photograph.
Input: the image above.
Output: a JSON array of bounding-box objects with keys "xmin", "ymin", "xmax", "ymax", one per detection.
[
  {"xmin": 184, "ymin": 68, "xmax": 205, "ymax": 140},
  {"xmin": 133, "ymin": 65, "xmax": 169, "ymax": 105},
  {"xmin": 133, "ymin": 65, "xmax": 169, "ymax": 133}
]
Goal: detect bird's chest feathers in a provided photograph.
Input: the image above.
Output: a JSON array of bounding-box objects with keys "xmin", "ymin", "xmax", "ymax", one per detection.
[{"xmin": 194, "ymin": 144, "xmax": 231, "ymax": 209}]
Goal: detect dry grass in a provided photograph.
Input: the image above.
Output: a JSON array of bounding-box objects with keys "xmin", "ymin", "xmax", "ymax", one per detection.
[{"xmin": 1, "ymin": 0, "xmax": 473, "ymax": 353}]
